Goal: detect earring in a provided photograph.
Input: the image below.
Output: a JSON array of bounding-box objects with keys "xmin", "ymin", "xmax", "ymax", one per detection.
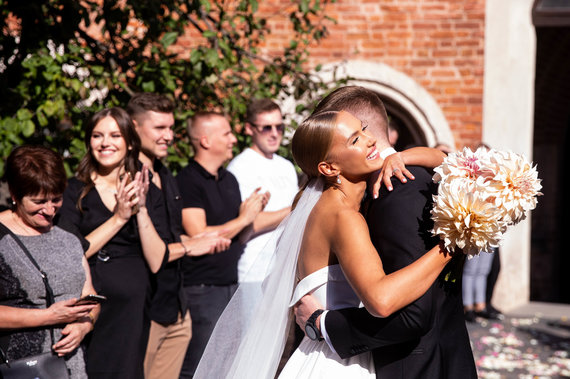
[{"xmin": 336, "ymin": 175, "xmax": 341, "ymax": 185}]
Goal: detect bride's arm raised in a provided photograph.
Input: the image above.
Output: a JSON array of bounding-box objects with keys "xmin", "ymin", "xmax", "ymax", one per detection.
[
  {"xmin": 373, "ymin": 147, "xmax": 446, "ymax": 197},
  {"xmin": 331, "ymin": 209, "xmax": 449, "ymax": 318}
]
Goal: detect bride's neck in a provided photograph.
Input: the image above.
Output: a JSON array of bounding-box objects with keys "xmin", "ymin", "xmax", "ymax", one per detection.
[{"xmin": 328, "ymin": 179, "xmax": 367, "ymax": 210}]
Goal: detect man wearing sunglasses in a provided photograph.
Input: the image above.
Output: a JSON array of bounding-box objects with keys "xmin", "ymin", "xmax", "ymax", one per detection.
[{"xmin": 227, "ymin": 99, "xmax": 299, "ymax": 285}]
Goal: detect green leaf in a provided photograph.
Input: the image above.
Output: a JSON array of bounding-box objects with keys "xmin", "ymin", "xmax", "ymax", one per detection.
[
  {"xmin": 142, "ymin": 81, "xmax": 156, "ymax": 92},
  {"xmin": 21, "ymin": 120, "xmax": 35, "ymax": 137},
  {"xmin": 205, "ymin": 74, "xmax": 218, "ymax": 84},
  {"xmin": 71, "ymin": 79, "xmax": 82, "ymax": 92},
  {"xmin": 91, "ymin": 66, "xmax": 104, "ymax": 75},
  {"xmin": 42, "ymin": 100, "xmax": 57, "ymax": 117},
  {"xmin": 16, "ymin": 109, "xmax": 33, "ymax": 121},
  {"xmin": 300, "ymin": 0, "xmax": 309, "ymax": 14},
  {"xmin": 203, "ymin": 30, "xmax": 216, "ymax": 39},
  {"xmin": 200, "ymin": 0, "xmax": 211, "ymax": 13},
  {"xmin": 161, "ymin": 32, "xmax": 179, "ymax": 48},
  {"xmin": 205, "ymin": 49, "xmax": 219, "ymax": 67},
  {"xmin": 3, "ymin": 118, "xmax": 18, "ymax": 133},
  {"xmin": 37, "ymin": 111, "xmax": 48, "ymax": 127}
]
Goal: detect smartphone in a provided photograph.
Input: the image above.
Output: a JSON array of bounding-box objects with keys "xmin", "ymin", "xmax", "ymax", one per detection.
[{"xmin": 75, "ymin": 294, "xmax": 107, "ymax": 306}]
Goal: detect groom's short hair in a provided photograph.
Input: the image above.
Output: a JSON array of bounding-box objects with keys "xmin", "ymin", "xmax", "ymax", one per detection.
[{"xmin": 313, "ymin": 86, "xmax": 390, "ymax": 143}]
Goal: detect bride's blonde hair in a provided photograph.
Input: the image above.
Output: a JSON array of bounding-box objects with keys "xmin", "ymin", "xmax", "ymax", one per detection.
[{"xmin": 291, "ymin": 110, "xmax": 339, "ymax": 209}]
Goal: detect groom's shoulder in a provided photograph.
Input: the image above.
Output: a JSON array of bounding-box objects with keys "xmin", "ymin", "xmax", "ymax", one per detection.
[
  {"xmin": 406, "ymin": 165, "xmax": 434, "ymax": 184},
  {"xmin": 386, "ymin": 165, "xmax": 435, "ymax": 196}
]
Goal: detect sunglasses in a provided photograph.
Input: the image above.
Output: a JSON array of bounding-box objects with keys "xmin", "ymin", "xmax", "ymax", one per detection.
[{"xmin": 250, "ymin": 122, "xmax": 285, "ymax": 134}]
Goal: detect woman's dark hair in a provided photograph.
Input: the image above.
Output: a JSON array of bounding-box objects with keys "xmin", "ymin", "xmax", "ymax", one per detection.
[
  {"xmin": 5, "ymin": 145, "xmax": 67, "ymax": 202},
  {"xmin": 75, "ymin": 107, "xmax": 140, "ymax": 208}
]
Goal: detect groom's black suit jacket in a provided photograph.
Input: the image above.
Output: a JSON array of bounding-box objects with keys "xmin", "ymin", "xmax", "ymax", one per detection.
[{"xmin": 325, "ymin": 166, "xmax": 477, "ymax": 378}]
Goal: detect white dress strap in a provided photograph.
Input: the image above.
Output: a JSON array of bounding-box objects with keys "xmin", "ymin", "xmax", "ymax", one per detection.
[{"xmin": 289, "ymin": 265, "xmax": 344, "ymax": 307}]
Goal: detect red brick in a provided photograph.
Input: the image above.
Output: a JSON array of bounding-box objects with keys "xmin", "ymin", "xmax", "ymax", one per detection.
[
  {"xmin": 431, "ymin": 69, "xmax": 457, "ymax": 77},
  {"xmin": 412, "ymin": 22, "xmax": 438, "ymax": 30},
  {"xmin": 433, "ymin": 49, "xmax": 458, "ymax": 57},
  {"xmin": 411, "ymin": 59, "xmax": 437, "ymax": 67},
  {"xmin": 430, "ymin": 31, "xmax": 457, "ymax": 39}
]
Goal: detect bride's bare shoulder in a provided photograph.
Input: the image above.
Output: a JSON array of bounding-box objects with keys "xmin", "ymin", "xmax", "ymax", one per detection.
[{"xmin": 309, "ymin": 195, "xmax": 364, "ymax": 230}]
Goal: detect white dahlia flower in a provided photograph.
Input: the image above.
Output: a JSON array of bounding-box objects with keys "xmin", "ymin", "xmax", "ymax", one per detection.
[
  {"xmin": 433, "ymin": 147, "xmax": 496, "ymax": 185},
  {"xmin": 488, "ymin": 150, "xmax": 543, "ymax": 225},
  {"xmin": 431, "ymin": 181, "xmax": 507, "ymax": 257}
]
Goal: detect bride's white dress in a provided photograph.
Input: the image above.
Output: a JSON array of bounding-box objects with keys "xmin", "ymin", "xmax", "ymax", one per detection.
[{"xmin": 279, "ymin": 264, "xmax": 375, "ymax": 378}]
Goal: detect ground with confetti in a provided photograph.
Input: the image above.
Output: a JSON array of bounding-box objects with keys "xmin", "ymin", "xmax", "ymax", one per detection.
[{"xmin": 466, "ymin": 302, "xmax": 570, "ymax": 378}]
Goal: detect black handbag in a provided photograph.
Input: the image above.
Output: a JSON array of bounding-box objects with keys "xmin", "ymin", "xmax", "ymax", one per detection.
[
  {"xmin": 0, "ymin": 351, "xmax": 70, "ymax": 379},
  {"xmin": 0, "ymin": 223, "xmax": 71, "ymax": 379}
]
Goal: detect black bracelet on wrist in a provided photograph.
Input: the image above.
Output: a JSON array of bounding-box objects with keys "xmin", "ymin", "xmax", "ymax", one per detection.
[
  {"xmin": 305, "ymin": 309, "xmax": 324, "ymax": 341},
  {"xmin": 181, "ymin": 241, "xmax": 189, "ymax": 255}
]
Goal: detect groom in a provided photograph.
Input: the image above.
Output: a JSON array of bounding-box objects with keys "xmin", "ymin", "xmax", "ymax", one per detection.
[{"xmin": 295, "ymin": 86, "xmax": 477, "ymax": 378}]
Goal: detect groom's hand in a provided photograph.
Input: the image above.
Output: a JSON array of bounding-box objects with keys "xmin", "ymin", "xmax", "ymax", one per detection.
[{"xmin": 294, "ymin": 294, "xmax": 324, "ymax": 331}]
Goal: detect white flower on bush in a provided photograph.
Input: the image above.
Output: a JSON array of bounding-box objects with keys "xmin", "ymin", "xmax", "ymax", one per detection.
[
  {"xmin": 431, "ymin": 180, "xmax": 507, "ymax": 257},
  {"xmin": 62, "ymin": 63, "xmax": 90, "ymax": 81}
]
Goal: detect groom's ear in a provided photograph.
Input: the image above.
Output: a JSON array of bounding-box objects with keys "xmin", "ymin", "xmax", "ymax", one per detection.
[{"xmin": 318, "ymin": 161, "xmax": 339, "ymax": 179}]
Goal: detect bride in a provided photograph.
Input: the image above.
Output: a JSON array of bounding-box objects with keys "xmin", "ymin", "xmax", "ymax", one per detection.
[{"xmin": 194, "ymin": 110, "xmax": 449, "ymax": 378}]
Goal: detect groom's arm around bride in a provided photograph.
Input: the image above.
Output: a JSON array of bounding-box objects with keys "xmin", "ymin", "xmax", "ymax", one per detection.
[{"xmin": 296, "ymin": 166, "xmax": 477, "ymax": 379}]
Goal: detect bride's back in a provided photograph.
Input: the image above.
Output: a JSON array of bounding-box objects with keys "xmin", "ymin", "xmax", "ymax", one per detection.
[{"xmin": 297, "ymin": 187, "xmax": 362, "ymax": 280}]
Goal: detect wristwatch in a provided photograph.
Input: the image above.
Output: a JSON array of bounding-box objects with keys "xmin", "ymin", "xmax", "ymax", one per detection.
[{"xmin": 305, "ymin": 309, "xmax": 325, "ymax": 341}]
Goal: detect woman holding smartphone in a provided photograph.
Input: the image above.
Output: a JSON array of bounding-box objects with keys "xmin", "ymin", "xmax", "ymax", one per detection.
[
  {"xmin": 57, "ymin": 107, "xmax": 164, "ymax": 378},
  {"xmin": 0, "ymin": 145, "xmax": 100, "ymax": 379}
]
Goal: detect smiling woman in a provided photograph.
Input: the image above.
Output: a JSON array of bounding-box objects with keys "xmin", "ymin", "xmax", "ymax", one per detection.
[
  {"xmin": 0, "ymin": 145, "xmax": 99, "ymax": 379},
  {"xmin": 193, "ymin": 107, "xmax": 451, "ymax": 379},
  {"xmin": 55, "ymin": 107, "xmax": 170, "ymax": 378}
]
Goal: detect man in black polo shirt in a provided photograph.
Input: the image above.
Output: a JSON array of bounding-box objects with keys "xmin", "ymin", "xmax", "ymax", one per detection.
[
  {"xmin": 127, "ymin": 94, "xmax": 230, "ymax": 379},
  {"xmin": 177, "ymin": 112, "xmax": 268, "ymax": 378}
]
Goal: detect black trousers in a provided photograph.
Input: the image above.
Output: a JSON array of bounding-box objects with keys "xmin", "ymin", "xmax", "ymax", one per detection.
[{"xmin": 179, "ymin": 283, "xmax": 238, "ymax": 379}]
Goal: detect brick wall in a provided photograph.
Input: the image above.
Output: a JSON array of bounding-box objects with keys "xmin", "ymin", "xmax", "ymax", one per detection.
[{"xmin": 178, "ymin": 0, "xmax": 486, "ymax": 149}]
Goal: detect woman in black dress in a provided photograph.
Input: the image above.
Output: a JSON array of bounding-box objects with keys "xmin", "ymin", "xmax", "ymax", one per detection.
[{"xmin": 58, "ymin": 108, "xmax": 168, "ymax": 378}]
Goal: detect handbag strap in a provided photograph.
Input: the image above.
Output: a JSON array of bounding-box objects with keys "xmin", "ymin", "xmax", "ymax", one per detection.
[{"xmin": 0, "ymin": 222, "xmax": 57, "ymax": 348}]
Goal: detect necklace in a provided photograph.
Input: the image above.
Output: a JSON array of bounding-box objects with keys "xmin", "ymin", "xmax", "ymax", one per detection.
[
  {"xmin": 94, "ymin": 181, "xmax": 119, "ymax": 195},
  {"xmin": 99, "ymin": 186, "xmax": 118, "ymax": 195}
]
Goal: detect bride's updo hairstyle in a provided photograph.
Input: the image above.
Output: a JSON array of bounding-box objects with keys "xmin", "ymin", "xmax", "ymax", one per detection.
[
  {"xmin": 291, "ymin": 110, "xmax": 340, "ymax": 208},
  {"xmin": 292, "ymin": 110, "xmax": 340, "ymax": 179}
]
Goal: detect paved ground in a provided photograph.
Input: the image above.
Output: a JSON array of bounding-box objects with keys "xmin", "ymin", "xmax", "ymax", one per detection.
[{"xmin": 466, "ymin": 302, "xmax": 570, "ymax": 378}]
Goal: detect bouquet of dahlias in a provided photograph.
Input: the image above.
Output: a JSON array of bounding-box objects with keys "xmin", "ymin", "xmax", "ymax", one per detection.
[{"xmin": 431, "ymin": 147, "xmax": 542, "ymax": 257}]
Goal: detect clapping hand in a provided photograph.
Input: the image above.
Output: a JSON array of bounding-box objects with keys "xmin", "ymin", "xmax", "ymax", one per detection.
[
  {"xmin": 135, "ymin": 165, "xmax": 150, "ymax": 210},
  {"xmin": 239, "ymin": 188, "xmax": 270, "ymax": 224},
  {"xmin": 181, "ymin": 231, "xmax": 231, "ymax": 257},
  {"xmin": 115, "ymin": 171, "xmax": 142, "ymax": 219}
]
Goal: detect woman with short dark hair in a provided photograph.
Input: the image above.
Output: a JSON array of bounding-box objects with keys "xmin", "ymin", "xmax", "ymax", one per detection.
[{"xmin": 0, "ymin": 145, "xmax": 99, "ymax": 379}]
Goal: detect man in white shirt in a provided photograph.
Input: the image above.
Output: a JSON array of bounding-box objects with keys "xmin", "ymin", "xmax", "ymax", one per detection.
[{"xmin": 227, "ymin": 99, "xmax": 299, "ymax": 283}]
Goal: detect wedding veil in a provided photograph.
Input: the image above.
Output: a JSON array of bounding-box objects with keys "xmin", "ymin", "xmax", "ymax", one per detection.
[{"xmin": 194, "ymin": 178, "xmax": 324, "ymax": 379}]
